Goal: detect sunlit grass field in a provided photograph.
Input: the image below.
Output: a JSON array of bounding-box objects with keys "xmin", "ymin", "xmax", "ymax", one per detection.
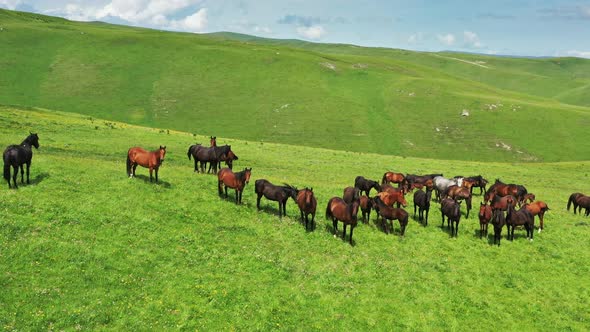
[{"xmin": 1, "ymin": 106, "xmax": 589, "ymax": 330}]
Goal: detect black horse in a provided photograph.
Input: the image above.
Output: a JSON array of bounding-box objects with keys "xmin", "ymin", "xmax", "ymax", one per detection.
[
  {"xmin": 255, "ymin": 179, "xmax": 298, "ymax": 218},
  {"xmin": 505, "ymin": 201, "xmax": 535, "ymax": 241},
  {"xmin": 354, "ymin": 176, "xmax": 380, "ymax": 196},
  {"xmin": 413, "ymin": 188, "xmax": 432, "ymax": 225},
  {"xmin": 491, "ymin": 209, "xmax": 506, "ymax": 246},
  {"xmin": 3, "ymin": 133, "xmax": 39, "ymax": 189},
  {"xmin": 189, "ymin": 144, "xmax": 236, "ymax": 174}
]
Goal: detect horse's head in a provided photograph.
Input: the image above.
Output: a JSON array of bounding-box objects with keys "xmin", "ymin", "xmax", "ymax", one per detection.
[
  {"xmin": 210, "ymin": 136, "xmax": 217, "ymax": 147},
  {"xmin": 158, "ymin": 146, "xmax": 167, "ymax": 162},
  {"xmin": 243, "ymin": 167, "xmax": 252, "ymax": 184},
  {"xmin": 28, "ymin": 132, "xmax": 40, "ymax": 149},
  {"xmin": 284, "ymin": 184, "xmax": 299, "ymax": 200}
]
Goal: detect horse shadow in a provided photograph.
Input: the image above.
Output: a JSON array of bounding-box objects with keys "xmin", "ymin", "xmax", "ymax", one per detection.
[
  {"xmin": 133, "ymin": 175, "xmax": 171, "ymax": 188},
  {"xmin": 30, "ymin": 172, "xmax": 50, "ymax": 185}
]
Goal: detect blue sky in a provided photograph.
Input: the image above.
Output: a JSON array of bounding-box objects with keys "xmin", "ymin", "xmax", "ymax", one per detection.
[{"xmin": 2, "ymin": 0, "xmax": 589, "ymax": 58}]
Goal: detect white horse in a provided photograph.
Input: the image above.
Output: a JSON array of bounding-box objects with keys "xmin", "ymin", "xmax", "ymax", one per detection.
[{"xmin": 433, "ymin": 176, "xmax": 463, "ymax": 201}]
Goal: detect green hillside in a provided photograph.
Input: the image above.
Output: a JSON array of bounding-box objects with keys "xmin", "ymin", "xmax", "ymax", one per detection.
[
  {"xmin": 1, "ymin": 106, "xmax": 590, "ymax": 330},
  {"xmin": 1, "ymin": 9, "xmax": 590, "ymax": 163}
]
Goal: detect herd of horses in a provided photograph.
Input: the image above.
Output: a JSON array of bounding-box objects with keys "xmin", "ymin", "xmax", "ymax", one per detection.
[{"xmin": 4, "ymin": 133, "xmax": 590, "ymax": 246}]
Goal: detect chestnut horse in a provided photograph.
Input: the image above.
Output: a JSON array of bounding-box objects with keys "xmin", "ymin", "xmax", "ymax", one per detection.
[
  {"xmin": 127, "ymin": 146, "xmax": 166, "ymax": 182},
  {"xmin": 490, "ymin": 195, "xmax": 517, "ymax": 212},
  {"xmin": 478, "ymin": 202, "xmax": 493, "ymax": 239},
  {"xmin": 567, "ymin": 192, "xmax": 585, "ymax": 214},
  {"xmin": 218, "ymin": 167, "xmax": 252, "ymax": 204},
  {"xmin": 296, "ymin": 188, "xmax": 317, "ymax": 231},
  {"xmin": 445, "ymin": 185, "xmax": 472, "ymax": 218},
  {"xmin": 373, "ymin": 196, "xmax": 409, "ymax": 236},
  {"xmin": 326, "ymin": 197, "xmax": 360, "ymax": 244},
  {"xmin": 3, "ymin": 133, "xmax": 39, "ymax": 189},
  {"xmin": 524, "ymin": 201, "xmax": 550, "ymax": 233},
  {"xmin": 375, "ymin": 191, "xmax": 407, "ymax": 208},
  {"xmin": 382, "ymin": 172, "xmax": 405, "ymax": 186}
]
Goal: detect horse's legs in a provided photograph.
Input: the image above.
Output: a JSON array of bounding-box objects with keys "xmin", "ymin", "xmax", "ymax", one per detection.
[
  {"xmin": 132, "ymin": 164, "xmax": 138, "ymax": 177},
  {"xmin": 19, "ymin": 165, "xmax": 24, "ymax": 184},
  {"xmin": 342, "ymin": 224, "xmax": 347, "ymax": 240},
  {"xmin": 194, "ymin": 159, "xmax": 199, "ymax": 172},
  {"xmin": 413, "ymin": 203, "xmax": 417, "ymax": 218},
  {"xmin": 12, "ymin": 165, "xmax": 18, "ymax": 188},
  {"xmin": 155, "ymin": 167, "xmax": 159, "ymax": 183},
  {"xmin": 235, "ymin": 189, "xmax": 239, "ymax": 204},
  {"xmin": 332, "ymin": 219, "xmax": 338, "ymax": 235},
  {"xmin": 224, "ymin": 185, "xmax": 228, "ymax": 198},
  {"xmin": 26, "ymin": 162, "xmax": 31, "ymax": 184},
  {"xmin": 218, "ymin": 180, "xmax": 223, "ymax": 195},
  {"xmin": 425, "ymin": 208, "xmax": 429, "ymax": 226},
  {"xmin": 349, "ymin": 225, "xmax": 354, "ymax": 244},
  {"xmin": 149, "ymin": 167, "xmax": 153, "ymax": 182},
  {"xmin": 539, "ymin": 213, "xmax": 544, "ymax": 233},
  {"xmin": 256, "ymin": 194, "xmax": 262, "ymax": 210}
]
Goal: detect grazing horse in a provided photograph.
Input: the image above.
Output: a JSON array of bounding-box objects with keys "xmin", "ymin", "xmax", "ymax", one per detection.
[
  {"xmin": 433, "ymin": 176, "xmax": 462, "ymax": 201},
  {"xmin": 490, "ymin": 194, "xmax": 517, "ymax": 212},
  {"xmin": 445, "ymin": 185, "xmax": 472, "ymax": 218},
  {"xmin": 326, "ymin": 197, "xmax": 360, "ymax": 244},
  {"xmin": 441, "ymin": 198, "xmax": 461, "ymax": 237},
  {"xmin": 218, "ymin": 167, "xmax": 252, "ymax": 204},
  {"xmin": 375, "ymin": 191, "xmax": 407, "ymax": 208},
  {"xmin": 478, "ymin": 202, "xmax": 493, "ymax": 239},
  {"xmin": 343, "ymin": 186, "xmax": 361, "ymax": 204},
  {"xmin": 491, "ymin": 209, "xmax": 506, "ymax": 246},
  {"xmin": 3, "ymin": 133, "xmax": 39, "ymax": 189},
  {"xmin": 373, "ymin": 197, "xmax": 409, "ymax": 236},
  {"xmin": 505, "ymin": 199, "xmax": 534, "ymax": 241},
  {"xmin": 296, "ymin": 188, "xmax": 317, "ymax": 231},
  {"xmin": 567, "ymin": 192, "xmax": 585, "ymax": 214},
  {"xmin": 576, "ymin": 195, "xmax": 590, "ymax": 216},
  {"xmin": 127, "ymin": 146, "xmax": 166, "ymax": 182},
  {"xmin": 382, "ymin": 171, "xmax": 405, "ymax": 186},
  {"xmin": 354, "ymin": 176, "xmax": 381, "ymax": 196},
  {"xmin": 217, "ymin": 149, "xmax": 238, "ymax": 171},
  {"xmin": 210, "ymin": 136, "xmax": 217, "ymax": 147},
  {"xmin": 524, "ymin": 201, "xmax": 550, "ymax": 233},
  {"xmin": 359, "ymin": 195, "xmax": 373, "ymax": 223},
  {"xmin": 413, "ymin": 189, "xmax": 432, "ymax": 225},
  {"xmin": 486, "ymin": 179, "xmax": 528, "ymax": 206},
  {"xmin": 255, "ymin": 179, "xmax": 298, "ymax": 218}
]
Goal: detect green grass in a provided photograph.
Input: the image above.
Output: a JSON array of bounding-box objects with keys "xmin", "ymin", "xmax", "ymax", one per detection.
[
  {"xmin": 1, "ymin": 106, "xmax": 590, "ymax": 330},
  {"xmin": 1, "ymin": 9, "xmax": 590, "ymax": 162}
]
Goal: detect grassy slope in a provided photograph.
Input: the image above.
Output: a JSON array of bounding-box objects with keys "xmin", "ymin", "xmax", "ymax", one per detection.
[
  {"xmin": 1, "ymin": 9, "xmax": 590, "ymax": 163},
  {"xmin": 1, "ymin": 106, "xmax": 590, "ymax": 330}
]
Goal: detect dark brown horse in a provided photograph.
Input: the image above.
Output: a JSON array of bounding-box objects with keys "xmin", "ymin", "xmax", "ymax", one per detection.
[
  {"xmin": 127, "ymin": 146, "xmax": 166, "ymax": 182},
  {"xmin": 445, "ymin": 185, "xmax": 472, "ymax": 218},
  {"xmin": 326, "ymin": 197, "xmax": 360, "ymax": 244},
  {"xmin": 343, "ymin": 186, "xmax": 361, "ymax": 204},
  {"xmin": 441, "ymin": 198, "xmax": 461, "ymax": 237},
  {"xmin": 491, "ymin": 209, "xmax": 505, "ymax": 246},
  {"xmin": 485, "ymin": 179, "xmax": 528, "ymax": 206},
  {"xmin": 478, "ymin": 202, "xmax": 493, "ymax": 239},
  {"xmin": 505, "ymin": 198, "xmax": 534, "ymax": 241},
  {"xmin": 524, "ymin": 201, "xmax": 550, "ymax": 233},
  {"xmin": 3, "ymin": 133, "xmax": 39, "ymax": 189},
  {"xmin": 490, "ymin": 194, "xmax": 517, "ymax": 212},
  {"xmin": 459, "ymin": 175, "xmax": 488, "ymax": 195},
  {"xmin": 404, "ymin": 174, "xmax": 441, "ymax": 190},
  {"xmin": 413, "ymin": 188, "xmax": 432, "ymax": 226},
  {"xmin": 359, "ymin": 195, "xmax": 373, "ymax": 223},
  {"xmin": 576, "ymin": 195, "xmax": 590, "ymax": 216},
  {"xmin": 567, "ymin": 192, "xmax": 585, "ymax": 214},
  {"xmin": 254, "ymin": 179, "xmax": 298, "ymax": 218},
  {"xmin": 187, "ymin": 143, "xmax": 203, "ymax": 172},
  {"xmin": 373, "ymin": 196, "xmax": 408, "ymax": 236},
  {"xmin": 296, "ymin": 188, "xmax": 317, "ymax": 231},
  {"xmin": 354, "ymin": 176, "xmax": 381, "ymax": 196},
  {"xmin": 218, "ymin": 167, "xmax": 252, "ymax": 204}
]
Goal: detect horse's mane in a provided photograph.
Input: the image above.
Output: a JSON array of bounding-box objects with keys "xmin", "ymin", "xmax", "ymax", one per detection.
[{"xmin": 234, "ymin": 168, "xmax": 250, "ymax": 182}]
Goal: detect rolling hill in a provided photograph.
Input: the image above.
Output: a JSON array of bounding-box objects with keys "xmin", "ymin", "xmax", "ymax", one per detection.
[{"xmin": 1, "ymin": 9, "xmax": 590, "ymax": 163}]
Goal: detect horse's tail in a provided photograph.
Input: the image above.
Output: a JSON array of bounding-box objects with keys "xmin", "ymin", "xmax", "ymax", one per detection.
[
  {"xmin": 325, "ymin": 199, "xmax": 333, "ymax": 220},
  {"xmin": 187, "ymin": 145, "xmax": 193, "ymax": 160},
  {"xmin": 3, "ymin": 154, "xmax": 10, "ymax": 182},
  {"xmin": 126, "ymin": 154, "xmax": 132, "ymax": 177},
  {"xmin": 567, "ymin": 195, "xmax": 574, "ymax": 211},
  {"xmin": 382, "ymin": 172, "xmax": 388, "ymax": 184}
]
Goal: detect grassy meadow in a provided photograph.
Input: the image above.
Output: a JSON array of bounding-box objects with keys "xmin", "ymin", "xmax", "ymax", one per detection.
[
  {"xmin": 1, "ymin": 9, "xmax": 590, "ymax": 162},
  {"xmin": 1, "ymin": 106, "xmax": 590, "ymax": 330}
]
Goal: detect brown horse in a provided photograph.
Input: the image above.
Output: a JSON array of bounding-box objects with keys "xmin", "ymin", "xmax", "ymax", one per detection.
[
  {"xmin": 359, "ymin": 195, "xmax": 373, "ymax": 223},
  {"xmin": 375, "ymin": 191, "xmax": 407, "ymax": 208},
  {"xmin": 326, "ymin": 197, "xmax": 360, "ymax": 244},
  {"xmin": 485, "ymin": 179, "xmax": 528, "ymax": 206},
  {"xmin": 413, "ymin": 188, "xmax": 432, "ymax": 226},
  {"xmin": 522, "ymin": 193, "xmax": 536, "ymax": 204},
  {"xmin": 296, "ymin": 188, "xmax": 317, "ymax": 231},
  {"xmin": 478, "ymin": 202, "xmax": 493, "ymax": 239},
  {"xmin": 210, "ymin": 136, "xmax": 217, "ymax": 147},
  {"xmin": 524, "ymin": 201, "xmax": 550, "ymax": 233},
  {"xmin": 373, "ymin": 196, "xmax": 409, "ymax": 236},
  {"xmin": 505, "ymin": 198, "xmax": 534, "ymax": 241},
  {"xmin": 382, "ymin": 172, "xmax": 405, "ymax": 186},
  {"xmin": 491, "ymin": 209, "xmax": 505, "ymax": 246},
  {"xmin": 567, "ymin": 192, "xmax": 585, "ymax": 214},
  {"xmin": 576, "ymin": 195, "xmax": 590, "ymax": 216},
  {"xmin": 445, "ymin": 185, "xmax": 472, "ymax": 218},
  {"xmin": 127, "ymin": 146, "xmax": 166, "ymax": 182},
  {"xmin": 218, "ymin": 167, "xmax": 252, "ymax": 204},
  {"xmin": 441, "ymin": 198, "xmax": 461, "ymax": 237},
  {"xmin": 490, "ymin": 194, "xmax": 517, "ymax": 212},
  {"xmin": 343, "ymin": 186, "xmax": 361, "ymax": 204}
]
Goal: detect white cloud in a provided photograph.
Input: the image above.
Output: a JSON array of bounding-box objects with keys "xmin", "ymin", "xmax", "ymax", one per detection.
[
  {"xmin": 296, "ymin": 25, "xmax": 325, "ymax": 40},
  {"xmin": 95, "ymin": 0, "xmax": 201, "ymax": 23},
  {"xmin": 254, "ymin": 26, "xmax": 272, "ymax": 34},
  {"xmin": 168, "ymin": 8, "xmax": 207, "ymax": 32},
  {"xmin": 565, "ymin": 50, "xmax": 590, "ymax": 58},
  {"xmin": 437, "ymin": 33, "xmax": 455, "ymax": 46},
  {"xmin": 463, "ymin": 30, "xmax": 483, "ymax": 48},
  {"xmin": 0, "ymin": 0, "xmax": 21, "ymax": 10}
]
